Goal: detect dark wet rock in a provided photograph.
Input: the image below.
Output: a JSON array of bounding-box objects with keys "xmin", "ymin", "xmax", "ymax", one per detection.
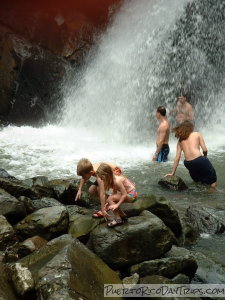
[
  {"xmin": 185, "ymin": 205, "xmax": 225, "ymax": 234},
  {"xmin": 14, "ymin": 206, "xmax": 69, "ymax": 240},
  {"xmin": 18, "ymin": 234, "xmax": 122, "ymax": 300},
  {"xmin": 31, "ymin": 197, "xmax": 64, "ymax": 211},
  {"xmin": 0, "ymin": 194, "xmax": 27, "ymax": 224},
  {"xmin": 45, "ymin": 178, "xmax": 79, "ymax": 204},
  {"xmin": 158, "ymin": 175, "xmax": 188, "ymax": 191},
  {"xmin": 10, "ymin": 263, "xmax": 34, "ymax": 296},
  {"xmin": 0, "ymin": 177, "xmax": 38, "ymax": 199},
  {"xmin": 130, "ymin": 255, "xmax": 197, "ymax": 279},
  {"xmin": 68, "ymin": 214, "xmax": 101, "ymax": 239},
  {"xmin": 0, "ymin": 215, "xmax": 18, "ymax": 251},
  {"xmin": 88, "ymin": 210, "xmax": 173, "ymax": 268},
  {"xmin": 17, "ymin": 235, "xmax": 48, "ymax": 258},
  {"xmin": 121, "ymin": 195, "xmax": 182, "ymax": 237},
  {"xmin": 0, "ymin": 169, "xmax": 18, "ymax": 180},
  {"xmin": 0, "ymin": 262, "xmax": 18, "ymax": 300}
]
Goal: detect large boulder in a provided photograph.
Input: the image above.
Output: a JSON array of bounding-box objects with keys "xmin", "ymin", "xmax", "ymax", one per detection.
[
  {"xmin": 14, "ymin": 206, "xmax": 69, "ymax": 240},
  {"xmin": 121, "ymin": 195, "xmax": 182, "ymax": 237},
  {"xmin": 17, "ymin": 234, "xmax": 122, "ymax": 300},
  {"xmin": 31, "ymin": 197, "xmax": 64, "ymax": 211},
  {"xmin": 158, "ymin": 176, "xmax": 188, "ymax": 191},
  {"xmin": 88, "ymin": 210, "xmax": 173, "ymax": 268},
  {"xmin": 68, "ymin": 214, "xmax": 101, "ymax": 239}
]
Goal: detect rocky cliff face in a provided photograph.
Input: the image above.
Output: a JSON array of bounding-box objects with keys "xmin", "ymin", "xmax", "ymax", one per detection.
[{"xmin": 0, "ymin": 0, "xmax": 122, "ymax": 125}]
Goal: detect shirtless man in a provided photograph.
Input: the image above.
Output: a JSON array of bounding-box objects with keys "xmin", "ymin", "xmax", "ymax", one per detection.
[
  {"xmin": 165, "ymin": 121, "xmax": 217, "ymax": 188},
  {"xmin": 172, "ymin": 96, "xmax": 195, "ymax": 124},
  {"xmin": 152, "ymin": 106, "xmax": 170, "ymax": 162}
]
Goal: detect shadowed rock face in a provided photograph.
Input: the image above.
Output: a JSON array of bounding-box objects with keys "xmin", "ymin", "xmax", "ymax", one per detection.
[{"xmin": 0, "ymin": 0, "xmax": 122, "ymax": 125}]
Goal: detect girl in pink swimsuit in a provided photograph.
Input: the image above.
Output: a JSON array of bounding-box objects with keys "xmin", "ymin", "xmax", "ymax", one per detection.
[{"xmin": 96, "ymin": 163, "xmax": 138, "ymax": 228}]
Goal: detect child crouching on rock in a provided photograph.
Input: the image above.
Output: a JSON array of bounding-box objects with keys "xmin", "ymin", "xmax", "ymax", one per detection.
[{"xmin": 96, "ymin": 163, "xmax": 138, "ymax": 228}]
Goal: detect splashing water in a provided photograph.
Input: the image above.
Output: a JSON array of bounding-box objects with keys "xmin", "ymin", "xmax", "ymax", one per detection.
[{"xmin": 0, "ymin": 0, "xmax": 225, "ymax": 181}]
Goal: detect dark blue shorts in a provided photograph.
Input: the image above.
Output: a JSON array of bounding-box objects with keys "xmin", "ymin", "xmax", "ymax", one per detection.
[
  {"xmin": 184, "ymin": 156, "xmax": 217, "ymax": 185},
  {"xmin": 157, "ymin": 144, "xmax": 170, "ymax": 162}
]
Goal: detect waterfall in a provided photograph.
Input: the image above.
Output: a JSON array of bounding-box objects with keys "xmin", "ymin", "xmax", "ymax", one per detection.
[{"xmin": 62, "ymin": 0, "xmax": 225, "ymax": 146}]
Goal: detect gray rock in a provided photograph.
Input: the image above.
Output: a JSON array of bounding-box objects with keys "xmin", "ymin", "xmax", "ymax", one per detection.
[
  {"xmin": 0, "ymin": 169, "xmax": 18, "ymax": 180},
  {"xmin": 121, "ymin": 195, "xmax": 182, "ymax": 237},
  {"xmin": 130, "ymin": 255, "xmax": 197, "ymax": 279},
  {"xmin": 18, "ymin": 196, "xmax": 35, "ymax": 215},
  {"xmin": 0, "ymin": 194, "xmax": 27, "ymax": 224},
  {"xmin": 172, "ymin": 273, "xmax": 190, "ymax": 284},
  {"xmin": 158, "ymin": 176, "xmax": 188, "ymax": 191},
  {"xmin": 22, "ymin": 176, "xmax": 49, "ymax": 187},
  {"xmin": 14, "ymin": 206, "xmax": 69, "ymax": 240},
  {"xmin": 185, "ymin": 205, "xmax": 225, "ymax": 234},
  {"xmin": 88, "ymin": 210, "xmax": 173, "ymax": 268},
  {"xmin": 31, "ymin": 197, "xmax": 64, "ymax": 210},
  {"xmin": 18, "ymin": 235, "xmax": 122, "ymax": 300},
  {"xmin": 68, "ymin": 214, "xmax": 101, "ymax": 239},
  {"xmin": 0, "ymin": 215, "xmax": 17, "ymax": 251}
]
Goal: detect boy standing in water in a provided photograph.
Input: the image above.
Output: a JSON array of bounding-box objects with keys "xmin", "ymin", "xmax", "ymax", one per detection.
[
  {"xmin": 165, "ymin": 121, "xmax": 217, "ymax": 188},
  {"xmin": 75, "ymin": 158, "xmax": 122, "ymax": 218},
  {"xmin": 152, "ymin": 106, "xmax": 170, "ymax": 162}
]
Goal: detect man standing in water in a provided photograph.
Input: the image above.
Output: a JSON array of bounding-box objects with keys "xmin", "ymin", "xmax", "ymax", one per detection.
[
  {"xmin": 152, "ymin": 106, "xmax": 170, "ymax": 162},
  {"xmin": 172, "ymin": 95, "xmax": 195, "ymax": 124}
]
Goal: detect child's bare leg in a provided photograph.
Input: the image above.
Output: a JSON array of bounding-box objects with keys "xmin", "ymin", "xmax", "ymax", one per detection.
[{"xmin": 88, "ymin": 185, "xmax": 99, "ymax": 197}]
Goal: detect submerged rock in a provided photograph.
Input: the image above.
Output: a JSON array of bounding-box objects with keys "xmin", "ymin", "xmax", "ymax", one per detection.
[
  {"xmin": 88, "ymin": 210, "xmax": 173, "ymax": 268},
  {"xmin": 14, "ymin": 206, "xmax": 69, "ymax": 240},
  {"xmin": 185, "ymin": 205, "xmax": 225, "ymax": 234},
  {"xmin": 158, "ymin": 175, "xmax": 188, "ymax": 191}
]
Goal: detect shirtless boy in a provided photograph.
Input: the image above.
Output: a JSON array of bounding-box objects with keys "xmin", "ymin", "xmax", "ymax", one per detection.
[
  {"xmin": 75, "ymin": 158, "xmax": 122, "ymax": 218},
  {"xmin": 172, "ymin": 96, "xmax": 195, "ymax": 124},
  {"xmin": 152, "ymin": 106, "xmax": 170, "ymax": 162},
  {"xmin": 165, "ymin": 121, "xmax": 217, "ymax": 188}
]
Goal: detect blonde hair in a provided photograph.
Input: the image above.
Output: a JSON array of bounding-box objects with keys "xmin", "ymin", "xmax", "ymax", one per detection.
[
  {"xmin": 96, "ymin": 163, "xmax": 114, "ymax": 191},
  {"xmin": 77, "ymin": 158, "xmax": 93, "ymax": 176},
  {"xmin": 173, "ymin": 121, "xmax": 194, "ymax": 141}
]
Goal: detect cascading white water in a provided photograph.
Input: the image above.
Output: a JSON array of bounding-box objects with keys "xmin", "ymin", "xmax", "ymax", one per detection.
[
  {"xmin": 61, "ymin": 0, "xmax": 189, "ymax": 143},
  {"xmin": 0, "ymin": 0, "xmax": 224, "ymax": 180}
]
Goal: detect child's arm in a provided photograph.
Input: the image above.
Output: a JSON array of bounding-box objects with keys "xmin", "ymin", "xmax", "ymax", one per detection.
[
  {"xmin": 75, "ymin": 178, "xmax": 85, "ymax": 201},
  {"xmin": 96, "ymin": 176, "xmax": 108, "ymax": 219},
  {"xmin": 199, "ymin": 134, "xmax": 207, "ymax": 156},
  {"xmin": 165, "ymin": 142, "xmax": 182, "ymax": 176}
]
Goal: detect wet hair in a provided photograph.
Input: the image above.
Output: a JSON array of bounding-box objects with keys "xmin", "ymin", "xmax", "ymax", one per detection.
[
  {"xmin": 173, "ymin": 121, "xmax": 194, "ymax": 141},
  {"xmin": 96, "ymin": 163, "xmax": 114, "ymax": 191},
  {"xmin": 157, "ymin": 106, "xmax": 166, "ymax": 116},
  {"xmin": 77, "ymin": 158, "xmax": 93, "ymax": 176}
]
